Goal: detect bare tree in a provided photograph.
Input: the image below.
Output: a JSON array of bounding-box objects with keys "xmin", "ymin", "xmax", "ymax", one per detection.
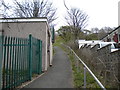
[
  {"xmin": 1, "ymin": 0, "xmax": 13, "ymax": 18},
  {"xmin": 64, "ymin": 7, "xmax": 88, "ymax": 40},
  {"xmin": 1, "ymin": 0, "xmax": 57, "ymax": 24},
  {"xmin": 65, "ymin": 8, "xmax": 88, "ymax": 30},
  {"xmin": 100, "ymin": 27, "xmax": 114, "ymax": 33},
  {"xmin": 63, "ymin": 0, "xmax": 88, "ymax": 40}
]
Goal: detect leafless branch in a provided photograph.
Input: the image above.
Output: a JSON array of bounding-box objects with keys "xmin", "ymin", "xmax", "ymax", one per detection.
[
  {"xmin": 65, "ymin": 7, "xmax": 89, "ymax": 40},
  {"xmin": 63, "ymin": 0, "xmax": 69, "ymax": 10},
  {"xmin": 1, "ymin": 0, "xmax": 57, "ymax": 24}
]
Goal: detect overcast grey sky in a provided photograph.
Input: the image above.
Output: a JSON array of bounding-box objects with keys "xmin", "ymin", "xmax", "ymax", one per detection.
[
  {"xmin": 50, "ymin": 0, "xmax": 119, "ymax": 30},
  {"xmin": 2, "ymin": 0, "xmax": 120, "ymax": 30}
]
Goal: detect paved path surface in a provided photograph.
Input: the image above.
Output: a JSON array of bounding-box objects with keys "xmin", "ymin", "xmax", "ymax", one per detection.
[{"xmin": 22, "ymin": 46, "xmax": 73, "ymax": 88}]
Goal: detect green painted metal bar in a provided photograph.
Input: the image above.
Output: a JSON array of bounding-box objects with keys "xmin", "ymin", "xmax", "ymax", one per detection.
[
  {"xmin": 37, "ymin": 40, "xmax": 39, "ymax": 74},
  {"xmin": 16, "ymin": 38, "xmax": 20, "ymax": 86},
  {"xmin": 11, "ymin": 37, "xmax": 15, "ymax": 88},
  {"xmin": 35, "ymin": 38, "xmax": 38, "ymax": 74},
  {"xmin": 21, "ymin": 39, "xmax": 23, "ymax": 84},
  {"xmin": 1, "ymin": 35, "xmax": 43, "ymax": 89},
  {"xmin": 27, "ymin": 39, "xmax": 29, "ymax": 80},
  {"xmin": 6, "ymin": 37, "xmax": 10, "ymax": 89},
  {"xmin": 22, "ymin": 39, "xmax": 24, "ymax": 83},
  {"xmin": 2, "ymin": 36, "xmax": 7, "ymax": 89},
  {"xmin": 32, "ymin": 37, "xmax": 35, "ymax": 74},
  {"xmin": 32, "ymin": 37, "xmax": 34, "ymax": 74},
  {"xmin": 26, "ymin": 39, "xmax": 29, "ymax": 81},
  {"xmin": 36, "ymin": 39, "xmax": 39, "ymax": 74},
  {"xmin": 33, "ymin": 38, "xmax": 35, "ymax": 73},
  {"xmin": 15, "ymin": 38, "xmax": 18, "ymax": 87},
  {"xmin": 51, "ymin": 26, "xmax": 55, "ymax": 43},
  {"xmin": 27, "ymin": 39, "xmax": 30, "ymax": 80},
  {"xmin": 34, "ymin": 38, "xmax": 35, "ymax": 73},
  {"xmin": 20, "ymin": 38, "xmax": 23, "ymax": 84},
  {"xmin": 23, "ymin": 39, "xmax": 26, "ymax": 82},
  {"xmin": 14, "ymin": 38, "xmax": 18, "ymax": 87},
  {"xmin": 19, "ymin": 39, "xmax": 22, "ymax": 84},
  {"xmin": 32, "ymin": 37, "xmax": 40, "ymax": 74},
  {"xmin": 19, "ymin": 38, "xmax": 22, "ymax": 85},
  {"xmin": 22, "ymin": 39, "xmax": 24, "ymax": 82},
  {"xmin": 0, "ymin": 36, "xmax": 3, "ymax": 90},
  {"xmin": 38, "ymin": 40, "xmax": 40, "ymax": 74},
  {"xmin": 26, "ymin": 39, "xmax": 29, "ymax": 79},
  {"xmin": 40, "ymin": 40, "xmax": 42, "ymax": 73},
  {"xmin": 29, "ymin": 34, "xmax": 32, "ymax": 81},
  {"xmin": 0, "ymin": 44, "xmax": 29, "ymax": 46},
  {"xmin": 24, "ymin": 39, "xmax": 26, "ymax": 82},
  {"xmin": 21, "ymin": 39, "xmax": 24, "ymax": 83},
  {"xmin": 8, "ymin": 37, "xmax": 13, "ymax": 88}
]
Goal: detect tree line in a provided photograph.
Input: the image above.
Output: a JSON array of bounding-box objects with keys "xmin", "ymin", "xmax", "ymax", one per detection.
[{"xmin": 57, "ymin": 26, "xmax": 115, "ymax": 42}]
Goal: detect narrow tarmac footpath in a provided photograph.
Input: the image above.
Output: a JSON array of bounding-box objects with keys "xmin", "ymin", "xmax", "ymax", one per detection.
[{"xmin": 22, "ymin": 46, "xmax": 73, "ymax": 88}]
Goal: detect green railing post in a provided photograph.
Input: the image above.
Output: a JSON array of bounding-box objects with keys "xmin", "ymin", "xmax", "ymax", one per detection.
[
  {"xmin": 0, "ymin": 36, "xmax": 3, "ymax": 90},
  {"xmin": 29, "ymin": 34, "xmax": 32, "ymax": 80},
  {"xmin": 38, "ymin": 40, "xmax": 40, "ymax": 74}
]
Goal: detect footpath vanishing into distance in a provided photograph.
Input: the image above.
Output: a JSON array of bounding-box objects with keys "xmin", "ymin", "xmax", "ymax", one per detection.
[{"xmin": 22, "ymin": 46, "xmax": 73, "ymax": 88}]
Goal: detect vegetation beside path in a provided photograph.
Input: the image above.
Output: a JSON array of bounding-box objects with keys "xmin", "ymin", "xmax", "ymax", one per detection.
[{"xmin": 53, "ymin": 36, "xmax": 100, "ymax": 88}]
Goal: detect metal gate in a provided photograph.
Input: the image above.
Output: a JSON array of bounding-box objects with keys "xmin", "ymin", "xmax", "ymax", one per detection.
[{"xmin": 0, "ymin": 34, "xmax": 42, "ymax": 89}]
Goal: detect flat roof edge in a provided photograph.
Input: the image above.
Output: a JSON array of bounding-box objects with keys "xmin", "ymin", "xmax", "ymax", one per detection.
[
  {"xmin": 0, "ymin": 17, "xmax": 47, "ymax": 19},
  {"xmin": 0, "ymin": 17, "xmax": 48, "ymax": 23}
]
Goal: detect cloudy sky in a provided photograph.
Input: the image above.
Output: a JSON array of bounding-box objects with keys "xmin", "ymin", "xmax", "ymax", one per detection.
[
  {"xmin": 50, "ymin": 0, "xmax": 119, "ymax": 30},
  {"xmin": 2, "ymin": 0, "xmax": 120, "ymax": 30}
]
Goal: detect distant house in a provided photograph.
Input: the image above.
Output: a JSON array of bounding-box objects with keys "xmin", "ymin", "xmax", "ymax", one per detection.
[
  {"xmin": 0, "ymin": 17, "xmax": 53, "ymax": 71},
  {"xmin": 83, "ymin": 29, "xmax": 91, "ymax": 35},
  {"xmin": 101, "ymin": 26, "xmax": 120, "ymax": 44}
]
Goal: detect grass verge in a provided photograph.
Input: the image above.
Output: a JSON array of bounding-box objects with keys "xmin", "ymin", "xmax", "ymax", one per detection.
[{"xmin": 54, "ymin": 36, "xmax": 101, "ymax": 88}]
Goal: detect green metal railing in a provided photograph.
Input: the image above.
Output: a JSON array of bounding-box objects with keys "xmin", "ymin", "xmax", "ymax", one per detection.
[
  {"xmin": 0, "ymin": 34, "xmax": 42, "ymax": 89},
  {"xmin": 51, "ymin": 26, "xmax": 55, "ymax": 43},
  {"xmin": 31, "ymin": 35, "xmax": 42, "ymax": 76}
]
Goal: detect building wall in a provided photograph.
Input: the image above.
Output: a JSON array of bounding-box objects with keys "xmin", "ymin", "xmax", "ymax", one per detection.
[
  {"xmin": 118, "ymin": 2, "xmax": 120, "ymax": 43},
  {"xmin": 0, "ymin": 31, "xmax": 2, "ymax": 36},
  {"xmin": 118, "ymin": 1, "xmax": 120, "ymax": 26},
  {"xmin": 0, "ymin": 22, "xmax": 51, "ymax": 71},
  {"xmin": 118, "ymin": 27, "xmax": 120, "ymax": 43},
  {"xmin": 103, "ymin": 30, "xmax": 118, "ymax": 42},
  {"xmin": 102, "ymin": 26, "xmax": 120, "ymax": 44}
]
